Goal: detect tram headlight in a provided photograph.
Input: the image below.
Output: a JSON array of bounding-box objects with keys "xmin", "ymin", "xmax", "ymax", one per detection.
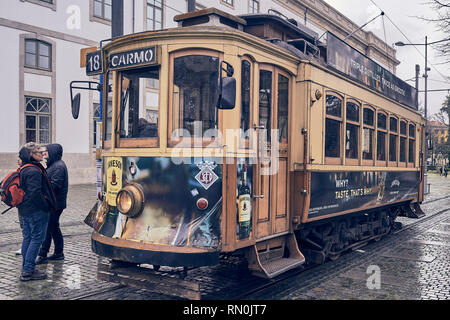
[{"xmin": 116, "ymin": 182, "xmax": 145, "ymax": 218}]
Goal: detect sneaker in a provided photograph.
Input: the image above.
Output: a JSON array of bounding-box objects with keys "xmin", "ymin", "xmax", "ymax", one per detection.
[
  {"xmin": 30, "ymin": 270, "xmax": 47, "ymax": 280},
  {"xmin": 15, "ymin": 249, "xmax": 22, "ymax": 256},
  {"xmin": 35, "ymin": 256, "xmax": 48, "ymax": 265},
  {"xmin": 47, "ymin": 253, "xmax": 64, "ymax": 261},
  {"xmin": 20, "ymin": 271, "xmax": 32, "ymax": 281},
  {"xmin": 20, "ymin": 270, "xmax": 47, "ymax": 281}
]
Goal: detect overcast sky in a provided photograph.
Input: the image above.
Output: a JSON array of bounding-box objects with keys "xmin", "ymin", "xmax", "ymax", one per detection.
[{"xmin": 324, "ymin": 0, "xmax": 450, "ymax": 118}]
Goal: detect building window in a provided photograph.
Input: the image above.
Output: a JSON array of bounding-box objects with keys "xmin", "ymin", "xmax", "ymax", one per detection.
[
  {"xmin": 20, "ymin": 0, "xmax": 57, "ymax": 10},
  {"xmin": 377, "ymin": 112, "xmax": 387, "ymax": 162},
  {"xmin": 345, "ymin": 100, "xmax": 360, "ymax": 160},
  {"xmin": 221, "ymin": 0, "xmax": 234, "ymax": 7},
  {"xmin": 25, "ymin": 39, "xmax": 51, "ymax": 71},
  {"xmin": 249, "ymin": 0, "xmax": 259, "ymax": 13},
  {"xmin": 325, "ymin": 94, "xmax": 342, "ymax": 159},
  {"xmin": 147, "ymin": 0, "xmax": 163, "ymax": 31},
  {"xmin": 94, "ymin": 0, "xmax": 112, "ymax": 21},
  {"xmin": 362, "ymin": 107, "xmax": 374, "ymax": 161},
  {"xmin": 25, "ymin": 97, "xmax": 51, "ymax": 144}
]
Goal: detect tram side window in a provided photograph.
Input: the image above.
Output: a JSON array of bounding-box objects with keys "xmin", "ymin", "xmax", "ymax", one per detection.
[
  {"xmin": 400, "ymin": 120, "xmax": 407, "ymax": 163},
  {"xmin": 345, "ymin": 101, "xmax": 359, "ymax": 159},
  {"xmin": 259, "ymin": 70, "xmax": 272, "ymax": 143},
  {"xmin": 241, "ymin": 60, "xmax": 251, "ymax": 139},
  {"xmin": 389, "ymin": 117, "xmax": 398, "ymax": 162},
  {"xmin": 173, "ymin": 55, "xmax": 219, "ymax": 137},
  {"xmin": 408, "ymin": 124, "xmax": 415, "ymax": 163},
  {"xmin": 362, "ymin": 108, "xmax": 374, "ymax": 160},
  {"xmin": 277, "ymin": 74, "xmax": 289, "ymax": 143},
  {"xmin": 119, "ymin": 67, "xmax": 159, "ymax": 139},
  {"xmin": 377, "ymin": 113, "xmax": 387, "ymax": 161},
  {"xmin": 325, "ymin": 94, "xmax": 342, "ymax": 158}
]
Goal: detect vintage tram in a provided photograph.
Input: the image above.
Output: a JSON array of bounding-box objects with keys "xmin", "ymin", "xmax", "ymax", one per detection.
[{"xmin": 73, "ymin": 8, "xmax": 426, "ymax": 280}]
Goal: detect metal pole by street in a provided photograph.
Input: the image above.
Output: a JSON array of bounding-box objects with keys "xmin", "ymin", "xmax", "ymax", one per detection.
[{"xmin": 424, "ymin": 36, "xmax": 428, "ymax": 194}]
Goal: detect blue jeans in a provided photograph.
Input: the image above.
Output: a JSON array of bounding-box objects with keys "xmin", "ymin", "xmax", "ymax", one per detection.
[{"xmin": 21, "ymin": 211, "xmax": 49, "ymax": 273}]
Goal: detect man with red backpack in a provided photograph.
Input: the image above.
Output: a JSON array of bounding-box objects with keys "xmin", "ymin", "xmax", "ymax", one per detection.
[{"xmin": 17, "ymin": 142, "xmax": 57, "ymax": 281}]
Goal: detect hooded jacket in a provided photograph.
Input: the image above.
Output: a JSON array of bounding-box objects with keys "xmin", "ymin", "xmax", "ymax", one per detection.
[
  {"xmin": 17, "ymin": 147, "xmax": 56, "ymax": 215},
  {"xmin": 46, "ymin": 144, "xmax": 69, "ymax": 210}
]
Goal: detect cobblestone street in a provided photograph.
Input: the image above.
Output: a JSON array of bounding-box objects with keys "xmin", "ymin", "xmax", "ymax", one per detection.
[{"xmin": 0, "ymin": 173, "xmax": 449, "ymax": 300}]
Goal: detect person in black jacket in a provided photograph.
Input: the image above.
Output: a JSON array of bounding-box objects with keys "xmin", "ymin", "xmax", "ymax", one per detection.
[
  {"xmin": 18, "ymin": 142, "xmax": 56, "ymax": 281},
  {"xmin": 36, "ymin": 143, "xmax": 68, "ymax": 264}
]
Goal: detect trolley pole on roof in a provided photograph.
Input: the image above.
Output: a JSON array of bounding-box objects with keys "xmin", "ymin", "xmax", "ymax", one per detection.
[{"xmin": 424, "ymin": 36, "xmax": 429, "ymax": 194}]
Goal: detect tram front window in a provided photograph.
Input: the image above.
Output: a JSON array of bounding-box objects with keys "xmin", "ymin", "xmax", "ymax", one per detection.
[
  {"xmin": 119, "ymin": 67, "xmax": 159, "ymax": 139},
  {"xmin": 172, "ymin": 55, "xmax": 219, "ymax": 137}
]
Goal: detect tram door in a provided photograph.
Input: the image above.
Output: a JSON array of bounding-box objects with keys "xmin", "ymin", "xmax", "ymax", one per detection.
[{"xmin": 255, "ymin": 66, "xmax": 290, "ymax": 239}]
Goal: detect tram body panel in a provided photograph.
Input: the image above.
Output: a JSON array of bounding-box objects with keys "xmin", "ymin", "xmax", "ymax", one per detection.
[{"xmin": 88, "ymin": 157, "xmax": 222, "ymax": 247}]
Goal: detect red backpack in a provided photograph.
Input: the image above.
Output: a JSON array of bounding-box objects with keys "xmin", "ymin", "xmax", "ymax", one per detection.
[{"xmin": 0, "ymin": 164, "xmax": 42, "ymax": 215}]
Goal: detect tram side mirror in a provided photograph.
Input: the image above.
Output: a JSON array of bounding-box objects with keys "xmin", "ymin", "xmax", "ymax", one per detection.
[
  {"xmin": 217, "ymin": 61, "xmax": 236, "ymax": 110},
  {"xmin": 69, "ymin": 80, "xmax": 102, "ymax": 119},
  {"xmin": 71, "ymin": 93, "xmax": 81, "ymax": 119}
]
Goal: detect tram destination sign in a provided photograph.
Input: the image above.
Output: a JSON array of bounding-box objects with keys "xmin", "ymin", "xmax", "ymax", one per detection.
[
  {"xmin": 108, "ymin": 46, "xmax": 158, "ymax": 71},
  {"xmin": 326, "ymin": 32, "xmax": 417, "ymax": 110}
]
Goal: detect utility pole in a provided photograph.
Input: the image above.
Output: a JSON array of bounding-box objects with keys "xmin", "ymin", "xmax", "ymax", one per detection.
[
  {"xmin": 424, "ymin": 36, "xmax": 429, "ymax": 193},
  {"xmin": 188, "ymin": 0, "xmax": 196, "ymax": 12},
  {"xmin": 112, "ymin": 0, "xmax": 124, "ymax": 38}
]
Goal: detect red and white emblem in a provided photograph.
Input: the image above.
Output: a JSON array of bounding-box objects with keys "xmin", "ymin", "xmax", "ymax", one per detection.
[{"xmin": 195, "ymin": 162, "xmax": 218, "ymax": 190}]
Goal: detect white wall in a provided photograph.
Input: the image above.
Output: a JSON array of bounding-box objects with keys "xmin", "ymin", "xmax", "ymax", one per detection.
[
  {"xmin": 54, "ymin": 39, "xmax": 92, "ymax": 153},
  {"xmin": 1, "ymin": 0, "xmax": 110, "ymax": 42},
  {"xmin": 0, "ymin": 27, "xmax": 21, "ymax": 153},
  {"xmin": 0, "ymin": 0, "xmax": 111, "ymax": 155}
]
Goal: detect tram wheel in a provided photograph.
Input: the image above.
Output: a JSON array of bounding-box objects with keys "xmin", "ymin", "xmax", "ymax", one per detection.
[{"xmin": 328, "ymin": 253, "xmax": 341, "ymax": 261}]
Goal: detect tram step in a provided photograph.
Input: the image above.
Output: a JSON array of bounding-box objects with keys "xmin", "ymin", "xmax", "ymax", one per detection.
[{"xmin": 248, "ymin": 234, "xmax": 305, "ymax": 279}]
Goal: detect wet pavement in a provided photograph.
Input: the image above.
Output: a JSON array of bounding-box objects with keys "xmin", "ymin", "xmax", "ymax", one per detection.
[{"xmin": 0, "ymin": 173, "xmax": 449, "ymax": 300}]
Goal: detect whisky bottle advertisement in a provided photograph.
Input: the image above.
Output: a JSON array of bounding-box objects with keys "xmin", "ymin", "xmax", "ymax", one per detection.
[{"xmin": 238, "ymin": 164, "xmax": 251, "ymax": 239}]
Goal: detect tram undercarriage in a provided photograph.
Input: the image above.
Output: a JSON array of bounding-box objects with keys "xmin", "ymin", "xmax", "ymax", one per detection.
[{"xmin": 296, "ymin": 201, "xmax": 424, "ymax": 265}]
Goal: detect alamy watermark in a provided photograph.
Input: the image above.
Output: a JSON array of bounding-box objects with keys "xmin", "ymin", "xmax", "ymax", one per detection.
[
  {"xmin": 64, "ymin": 265, "xmax": 81, "ymax": 290},
  {"xmin": 366, "ymin": 265, "xmax": 381, "ymax": 290},
  {"xmin": 66, "ymin": 5, "xmax": 81, "ymax": 30},
  {"xmin": 169, "ymin": 121, "xmax": 281, "ymax": 175}
]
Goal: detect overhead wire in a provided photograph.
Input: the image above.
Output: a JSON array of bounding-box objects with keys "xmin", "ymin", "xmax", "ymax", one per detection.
[{"xmin": 369, "ymin": 0, "xmax": 450, "ymax": 84}]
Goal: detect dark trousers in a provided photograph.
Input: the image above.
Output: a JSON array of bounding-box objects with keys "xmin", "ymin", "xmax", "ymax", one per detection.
[{"xmin": 39, "ymin": 209, "xmax": 64, "ymax": 257}]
